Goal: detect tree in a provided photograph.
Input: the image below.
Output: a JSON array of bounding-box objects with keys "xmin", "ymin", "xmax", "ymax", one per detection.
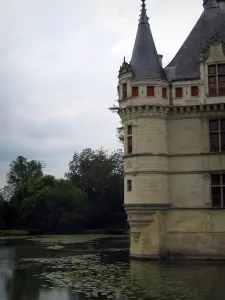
[
  {"xmin": 109, "ymin": 105, "xmax": 124, "ymax": 143},
  {"xmin": 65, "ymin": 148, "xmax": 125, "ymax": 228},
  {"xmin": 19, "ymin": 177, "xmax": 88, "ymax": 233},
  {"xmin": 6, "ymin": 156, "xmax": 43, "ymax": 193}
]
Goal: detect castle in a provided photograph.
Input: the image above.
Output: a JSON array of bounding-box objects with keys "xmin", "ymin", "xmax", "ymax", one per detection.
[{"xmin": 117, "ymin": 0, "xmax": 225, "ymax": 259}]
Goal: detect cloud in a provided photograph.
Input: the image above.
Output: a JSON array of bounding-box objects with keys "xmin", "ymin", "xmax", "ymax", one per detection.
[{"xmin": 0, "ymin": 0, "xmax": 203, "ymax": 187}]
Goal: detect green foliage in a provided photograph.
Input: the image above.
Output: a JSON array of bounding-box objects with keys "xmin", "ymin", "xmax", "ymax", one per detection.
[
  {"xmin": 0, "ymin": 149, "xmax": 126, "ymax": 234},
  {"xmin": 6, "ymin": 156, "xmax": 43, "ymax": 193},
  {"xmin": 65, "ymin": 148, "xmax": 125, "ymax": 228},
  {"xmin": 19, "ymin": 177, "xmax": 88, "ymax": 233}
]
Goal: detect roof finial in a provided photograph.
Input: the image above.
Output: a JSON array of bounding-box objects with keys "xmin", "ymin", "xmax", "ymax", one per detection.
[{"xmin": 139, "ymin": 0, "xmax": 149, "ymax": 24}]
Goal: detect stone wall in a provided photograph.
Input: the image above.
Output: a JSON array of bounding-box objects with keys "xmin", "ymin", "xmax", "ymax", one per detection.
[{"xmin": 166, "ymin": 209, "xmax": 225, "ymax": 259}]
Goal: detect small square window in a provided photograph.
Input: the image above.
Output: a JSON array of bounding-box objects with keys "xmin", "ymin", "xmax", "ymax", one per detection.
[
  {"xmin": 175, "ymin": 87, "xmax": 183, "ymax": 98},
  {"xmin": 127, "ymin": 180, "xmax": 132, "ymax": 192},
  {"xmin": 191, "ymin": 86, "xmax": 198, "ymax": 97},
  {"xmin": 132, "ymin": 86, "xmax": 138, "ymax": 97},
  {"xmin": 147, "ymin": 86, "xmax": 155, "ymax": 97}
]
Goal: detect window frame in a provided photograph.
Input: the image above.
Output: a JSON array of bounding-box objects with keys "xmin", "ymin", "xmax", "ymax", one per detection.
[
  {"xmin": 208, "ymin": 63, "xmax": 225, "ymax": 96},
  {"xmin": 211, "ymin": 173, "xmax": 225, "ymax": 208},
  {"xmin": 209, "ymin": 119, "xmax": 225, "ymax": 153}
]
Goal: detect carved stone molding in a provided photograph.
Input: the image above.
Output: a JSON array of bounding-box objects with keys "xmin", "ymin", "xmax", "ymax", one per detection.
[
  {"xmin": 128, "ymin": 219, "xmax": 154, "ymax": 228},
  {"xmin": 131, "ymin": 231, "xmax": 141, "ymax": 243},
  {"xmin": 119, "ymin": 103, "xmax": 225, "ymax": 121}
]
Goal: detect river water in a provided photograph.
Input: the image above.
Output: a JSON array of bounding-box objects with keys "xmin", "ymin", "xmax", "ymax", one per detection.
[{"xmin": 1, "ymin": 235, "xmax": 225, "ymax": 300}]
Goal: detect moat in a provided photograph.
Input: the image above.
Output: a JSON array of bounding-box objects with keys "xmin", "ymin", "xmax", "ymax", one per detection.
[{"xmin": 0, "ymin": 235, "xmax": 225, "ymax": 300}]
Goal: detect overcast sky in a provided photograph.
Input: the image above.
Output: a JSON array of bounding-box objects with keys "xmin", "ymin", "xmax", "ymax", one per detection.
[{"xmin": 0, "ymin": 0, "xmax": 203, "ymax": 187}]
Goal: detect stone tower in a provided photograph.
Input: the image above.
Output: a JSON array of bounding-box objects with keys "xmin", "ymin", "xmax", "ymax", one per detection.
[{"xmin": 117, "ymin": 0, "xmax": 225, "ymax": 259}]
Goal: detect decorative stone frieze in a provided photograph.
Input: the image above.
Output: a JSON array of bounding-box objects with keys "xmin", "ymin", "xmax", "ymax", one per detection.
[{"xmin": 119, "ymin": 103, "xmax": 225, "ymax": 121}]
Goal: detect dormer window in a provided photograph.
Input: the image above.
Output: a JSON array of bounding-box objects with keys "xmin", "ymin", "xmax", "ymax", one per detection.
[
  {"xmin": 175, "ymin": 87, "xmax": 183, "ymax": 98},
  {"xmin": 147, "ymin": 86, "xmax": 155, "ymax": 97},
  {"xmin": 122, "ymin": 83, "xmax": 127, "ymax": 99},
  {"xmin": 208, "ymin": 64, "xmax": 225, "ymax": 95},
  {"xmin": 132, "ymin": 86, "xmax": 139, "ymax": 97}
]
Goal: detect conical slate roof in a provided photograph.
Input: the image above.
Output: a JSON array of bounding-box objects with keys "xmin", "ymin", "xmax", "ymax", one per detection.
[
  {"xmin": 130, "ymin": 0, "xmax": 166, "ymax": 81},
  {"xmin": 166, "ymin": 0, "xmax": 225, "ymax": 81}
]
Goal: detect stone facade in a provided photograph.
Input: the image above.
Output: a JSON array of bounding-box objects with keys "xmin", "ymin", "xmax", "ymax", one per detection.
[{"xmin": 116, "ymin": 0, "xmax": 225, "ymax": 259}]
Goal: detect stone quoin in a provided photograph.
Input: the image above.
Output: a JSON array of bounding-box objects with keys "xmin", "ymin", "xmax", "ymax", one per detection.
[{"xmin": 117, "ymin": 0, "xmax": 225, "ymax": 260}]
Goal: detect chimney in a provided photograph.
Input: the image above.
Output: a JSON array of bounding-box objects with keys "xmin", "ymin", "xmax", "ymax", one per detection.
[{"xmin": 158, "ymin": 54, "xmax": 163, "ymax": 66}]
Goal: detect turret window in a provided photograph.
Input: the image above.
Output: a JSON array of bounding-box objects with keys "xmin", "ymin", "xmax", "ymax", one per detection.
[
  {"xmin": 209, "ymin": 119, "xmax": 225, "ymax": 152},
  {"xmin": 123, "ymin": 83, "xmax": 127, "ymax": 99},
  {"xmin": 162, "ymin": 87, "xmax": 167, "ymax": 99},
  {"xmin": 175, "ymin": 87, "xmax": 183, "ymax": 98},
  {"xmin": 132, "ymin": 86, "xmax": 139, "ymax": 97},
  {"xmin": 127, "ymin": 125, "xmax": 133, "ymax": 154},
  {"xmin": 208, "ymin": 64, "xmax": 225, "ymax": 95},
  {"xmin": 147, "ymin": 86, "xmax": 155, "ymax": 97},
  {"xmin": 191, "ymin": 86, "xmax": 199, "ymax": 97}
]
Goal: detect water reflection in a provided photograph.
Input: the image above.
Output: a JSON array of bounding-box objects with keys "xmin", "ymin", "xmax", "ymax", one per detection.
[
  {"xmin": 130, "ymin": 261, "xmax": 225, "ymax": 300},
  {"xmin": 1, "ymin": 238, "xmax": 225, "ymax": 300}
]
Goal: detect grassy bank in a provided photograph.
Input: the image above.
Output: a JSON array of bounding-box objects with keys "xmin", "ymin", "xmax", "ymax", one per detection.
[{"xmin": 0, "ymin": 230, "xmax": 29, "ymax": 237}]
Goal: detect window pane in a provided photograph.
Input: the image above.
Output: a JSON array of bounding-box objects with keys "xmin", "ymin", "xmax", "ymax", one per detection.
[
  {"xmin": 212, "ymin": 187, "xmax": 222, "ymax": 207},
  {"xmin": 209, "ymin": 120, "xmax": 219, "ymax": 131},
  {"xmin": 127, "ymin": 125, "xmax": 132, "ymax": 135},
  {"xmin": 208, "ymin": 76, "xmax": 217, "ymax": 95},
  {"xmin": 218, "ymin": 64, "xmax": 225, "ymax": 73},
  {"xmin": 208, "ymin": 65, "xmax": 216, "ymax": 74},
  {"xmin": 223, "ymin": 187, "xmax": 225, "ymax": 207},
  {"xmin": 210, "ymin": 133, "xmax": 220, "ymax": 152},
  {"xmin": 211, "ymin": 174, "xmax": 221, "ymax": 186},
  {"xmin": 221, "ymin": 133, "xmax": 225, "ymax": 152},
  {"xmin": 222, "ymin": 174, "xmax": 225, "ymax": 185},
  {"xmin": 221, "ymin": 119, "xmax": 225, "ymax": 131},
  {"xmin": 219, "ymin": 75, "xmax": 225, "ymax": 94}
]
